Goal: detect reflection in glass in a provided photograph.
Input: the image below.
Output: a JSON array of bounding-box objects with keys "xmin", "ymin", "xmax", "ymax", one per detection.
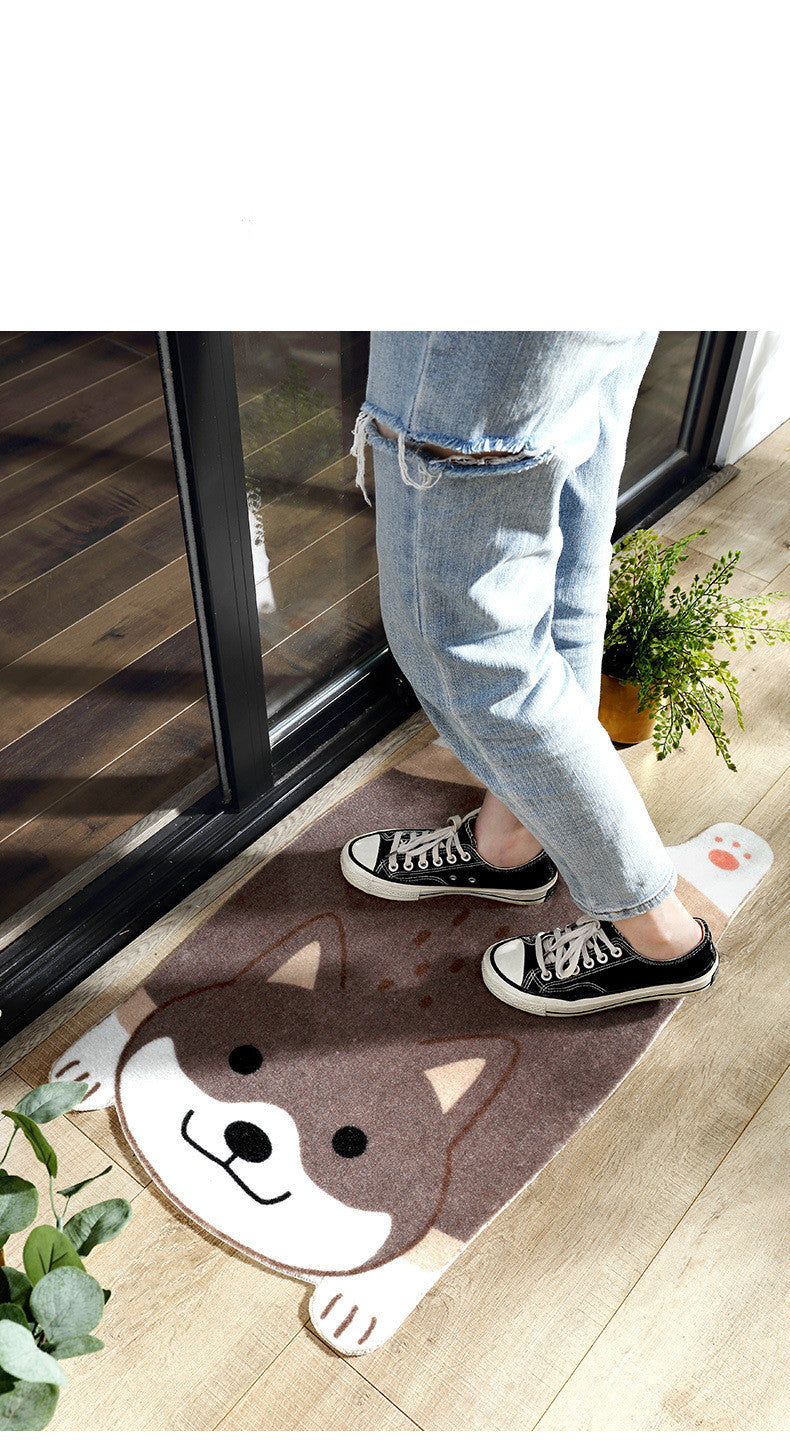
[
  {"xmin": 621, "ymin": 331, "xmax": 702, "ymax": 490},
  {"xmin": 234, "ymin": 332, "xmax": 385, "ymax": 728},
  {"xmin": 0, "ymin": 331, "xmax": 218, "ymax": 943}
]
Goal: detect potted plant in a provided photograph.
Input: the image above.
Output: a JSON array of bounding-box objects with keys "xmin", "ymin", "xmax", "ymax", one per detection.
[
  {"xmin": 598, "ymin": 526, "xmax": 790, "ymax": 770},
  {"xmin": 0, "ymin": 1080, "xmax": 131, "ymax": 1430}
]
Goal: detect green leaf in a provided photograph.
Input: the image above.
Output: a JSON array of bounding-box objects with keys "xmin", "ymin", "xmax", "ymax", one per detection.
[
  {"xmin": 49, "ymin": 1333, "xmax": 103, "ymax": 1359},
  {"xmin": 57, "ymin": 1164, "xmax": 112, "ymax": 1201},
  {"xmin": 63, "ymin": 1198, "xmax": 131, "ymax": 1256},
  {"xmin": 0, "ymin": 1303, "xmax": 29, "ymax": 1329},
  {"xmin": 13, "ymin": 1081, "xmax": 89, "ymax": 1124},
  {"xmin": 29, "ymin": 1267, "xmax": 105, "ymax": 1343},
  {"xmin": 0, "ymin": 1268, "xmax": 33, "ymax": 1313},
  {"xmin": 0, "ymin": 1319, "xmax": 67, "ymax": 1385},
  {"xmin": 1, "ymin": 1112, "xmax": 57, "ymax": 1178},
  {"xmin": 0, "ymin": 1373, "xmax": 60, "ymax": 1430},
  {"xmin": 22, "ymin": 1226, "xmax": 85, "ymax": 1286},
  {"xmin": 0, "ymin": 1174, "xmax": 39, "ymax": 1236}
]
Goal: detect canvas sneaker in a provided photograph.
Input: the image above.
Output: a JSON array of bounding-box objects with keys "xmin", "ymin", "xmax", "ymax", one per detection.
[
  {"xmin": 481, "ymin": 913, "xmax": 719, "ymax": 1015},
  {"xmin": 340, "ymin": 807, "xmax": 558, "ymax": 904}
]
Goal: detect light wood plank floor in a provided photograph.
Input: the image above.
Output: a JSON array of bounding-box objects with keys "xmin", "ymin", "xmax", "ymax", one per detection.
[{"xmin": 1, "ymin": 420, "xmax": 789, "ymax": 1431}]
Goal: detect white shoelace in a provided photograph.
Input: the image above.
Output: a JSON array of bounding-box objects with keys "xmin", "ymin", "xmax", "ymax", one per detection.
[
  {"xmin": 386, "ymin": 813, "xmax": 475, "ymax": 871},
  {"xmin": 536, "ymin": 916, "xmax": 622, "ymax": 981}
]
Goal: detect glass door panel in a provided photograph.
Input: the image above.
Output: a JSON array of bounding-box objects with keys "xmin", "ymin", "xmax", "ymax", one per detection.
[
  {"xmin": 621, "ymin": 331, "xmax": 702, "ymax": 489},
  {"xmin": 234, "ymin": 331, "xmax": 386, "ymax": 728},
  {"xmin": 0, "ymin": 332, "xmax": 219, "ymax": 946}
]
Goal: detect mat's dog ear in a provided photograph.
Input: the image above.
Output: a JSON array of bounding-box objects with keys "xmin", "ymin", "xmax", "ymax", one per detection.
[
  {"xmin": 418, "ymin": 1034, "xmax": 520, "ymax": 1139},
  {"xmin": 235, "ymin": 911, "xmax": 349, "ymax": 993}
]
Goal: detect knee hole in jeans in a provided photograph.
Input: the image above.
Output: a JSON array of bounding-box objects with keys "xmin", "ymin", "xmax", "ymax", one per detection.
[{"xmin": 375, "ymin": 419, "xmax": 510, "ymax": 461}]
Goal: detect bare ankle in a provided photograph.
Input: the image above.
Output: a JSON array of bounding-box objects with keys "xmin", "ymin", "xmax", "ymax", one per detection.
[
  {"xmin": 472, "ymin": 792, "xmax": 546, "ymax": 868},
  {"xmin": 472, "ymin": 817, "xmax": 544, "ymax": 869},
  {"xmin": 613, "ymin": 895, "xmax": 704, "ymax": 959}
]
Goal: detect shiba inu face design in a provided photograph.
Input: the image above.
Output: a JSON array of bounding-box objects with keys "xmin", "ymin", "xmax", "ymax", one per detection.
[{"xmin": 116, "ymin": 912, "xmax": 518, "ymax": 1278}]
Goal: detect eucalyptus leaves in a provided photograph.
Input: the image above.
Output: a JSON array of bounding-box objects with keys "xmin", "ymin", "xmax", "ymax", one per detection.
[
  {"xmin": 0, "ymin": 1079, "xmax": 131, "ymax": 1430},
  {"xmin": 603, "ymin": 527, "xmax": 790, "ymax": 770}
]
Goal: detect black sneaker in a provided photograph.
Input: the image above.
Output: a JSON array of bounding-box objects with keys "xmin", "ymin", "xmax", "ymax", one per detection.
[
  {"xmin": 340, "ymin": 807, "xmax": 558, "ymax": 904},
  {"xmin": 481, "ymin": 914, "xmax": 719, "ymax": 1015}
]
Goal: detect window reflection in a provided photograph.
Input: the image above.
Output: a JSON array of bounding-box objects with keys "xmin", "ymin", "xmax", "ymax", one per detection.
[{"xmin": 233, "ymin": 332, "xmax": 384, "ymax": 726}]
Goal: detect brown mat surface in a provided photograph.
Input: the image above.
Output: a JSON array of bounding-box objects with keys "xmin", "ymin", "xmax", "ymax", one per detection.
[{"xmin": 49, "ymin": 738, "xmax": 770, "ymax": 1355}]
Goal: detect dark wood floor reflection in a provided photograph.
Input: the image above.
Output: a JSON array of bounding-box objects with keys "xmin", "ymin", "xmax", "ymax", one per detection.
[
  {"xmin": 0, "ymin": 333, "xmax": 383, "ymax": 937},
  {"xmin": 0, "ymin": 332, "xmax": 216, "ymax": 933}
]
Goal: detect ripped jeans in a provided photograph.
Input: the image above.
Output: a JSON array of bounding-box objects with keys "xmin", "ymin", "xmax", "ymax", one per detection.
[{"xmin": 351, "ymin": 330, "xmax": 679, "ymax": 922}]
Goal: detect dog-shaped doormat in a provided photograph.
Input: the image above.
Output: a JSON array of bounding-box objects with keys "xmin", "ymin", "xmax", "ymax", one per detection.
[{"xmin": 49, "ymin": 737, "xmax": 772, "ymax": 1356}]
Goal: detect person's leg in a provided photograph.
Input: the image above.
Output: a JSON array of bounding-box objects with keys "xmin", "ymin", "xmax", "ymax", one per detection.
[
  {"xmin": 467, "ymin": 336, "xmax": 702, "ymax": 958},
  {"xmin": 372, "ymin": 419, "xmax": 554, "ymax": 875},
  {"xmin": 474, "ymin": 340, "xmax": 649, "ymax": 853},
  {"xmin": 354, "ymin": 331, "xmax": 699, "ymax": 956}
]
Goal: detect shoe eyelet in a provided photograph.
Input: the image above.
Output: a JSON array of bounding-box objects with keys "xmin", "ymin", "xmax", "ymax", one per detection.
[
  {"xmin": 418, "ymin": 860, "xmax": 428, "ymax": 869},
  {"xmin": 461, "ymin": 851, "xmax": 471, "ymax": 862},
  {"xmin": 446, "ymin": 853, "xmax": 456, "ymax": 865},
  {"xmin": 611, "ymin": 947, "xmax": 622, "ymax": 957},
  {"xmin": 388, "ymin": 862, "xmax": 397, "ymax": 871},
  {"xmin": 468, "ymin": 876, "xmax": 476, "ymax": 883},
  {"xmin": 404, "ymin": 862, "xmax": 413, "ymax": 872},
  {"xmin": 450, "ymin": 874, "xmax": 456, "ymax": 881}
]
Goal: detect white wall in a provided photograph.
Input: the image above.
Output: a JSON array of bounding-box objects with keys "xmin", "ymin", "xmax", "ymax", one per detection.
[{"xmin": 716, "ymin": 331, "xmax": 790, "ymax": 465}]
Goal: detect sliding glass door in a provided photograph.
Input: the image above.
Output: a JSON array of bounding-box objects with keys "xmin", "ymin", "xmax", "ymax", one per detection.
[{"xmin": 0, "ymin": 329, "xmax": 744, "ymax": 1047}]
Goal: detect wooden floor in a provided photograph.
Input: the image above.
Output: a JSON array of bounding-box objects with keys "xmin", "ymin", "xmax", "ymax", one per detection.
[{"xmin": 1, "ymin": 418, "xmax": 788, "ymax": 1431}]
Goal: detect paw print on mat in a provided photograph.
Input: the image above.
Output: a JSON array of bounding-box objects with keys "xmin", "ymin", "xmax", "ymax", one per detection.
[
  {"xmin": 667, "ymin": 822, "xmax": 772, "ymax": 917},
  {"xmin": 708, "ymin": 836, "xmax": 752, "ymax": 870}
]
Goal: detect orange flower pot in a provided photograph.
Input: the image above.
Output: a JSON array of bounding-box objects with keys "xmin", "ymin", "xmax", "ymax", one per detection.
[{"xmin": 598, "ymin": 672, "xmax": 659, "ymax": 745}]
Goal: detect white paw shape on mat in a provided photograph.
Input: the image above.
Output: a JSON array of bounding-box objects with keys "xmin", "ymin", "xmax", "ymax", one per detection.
[
  {"xmin": 309, "ymin": 1257, "xmax": 441, "ymax": 1357},
  {"xmin": 48, "ymin": 1013, "xmax": 130, "ymax": 1110},
  {"xmin": 667, "ymin": 822, "xmax": 773, "ymax": 918}
]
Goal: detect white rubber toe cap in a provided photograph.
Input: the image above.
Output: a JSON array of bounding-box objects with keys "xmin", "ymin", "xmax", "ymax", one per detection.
[
  {"xmin": 490, "ymin": 938, "xmax": 526, "ymax": 987},
  {"xmin": 348, "ymin": 833, "xmax": 381, "ymax": 871}
]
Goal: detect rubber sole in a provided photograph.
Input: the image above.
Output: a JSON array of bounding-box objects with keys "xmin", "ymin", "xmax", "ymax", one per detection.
[
  {"xmin": 340, "ymin": 843, "xmax": 558, "ymax": 905},
  {"xmin": 480, "ymin": 945, "xmax": 720, "ymax": 1016}
]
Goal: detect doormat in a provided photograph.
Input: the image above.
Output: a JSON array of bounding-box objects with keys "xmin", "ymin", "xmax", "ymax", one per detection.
[{"xmin": 49, "ymin": 736, "xmax": 772, "ymax": 1356}]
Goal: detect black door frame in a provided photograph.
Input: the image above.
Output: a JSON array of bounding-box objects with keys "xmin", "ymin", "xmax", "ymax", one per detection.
[
  {"xmin": 157, "ymin": 331, "xmax": 274, "ymax": 809},
  {"xmin": 0, "ymin": 330, "xmax": 747, "ymax": 1046}
]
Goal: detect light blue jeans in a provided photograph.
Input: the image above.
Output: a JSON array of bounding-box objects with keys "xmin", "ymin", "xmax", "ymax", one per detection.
[{"xmin": 351, "ymin": 331, "xmax": 679, "ymax": 922}]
